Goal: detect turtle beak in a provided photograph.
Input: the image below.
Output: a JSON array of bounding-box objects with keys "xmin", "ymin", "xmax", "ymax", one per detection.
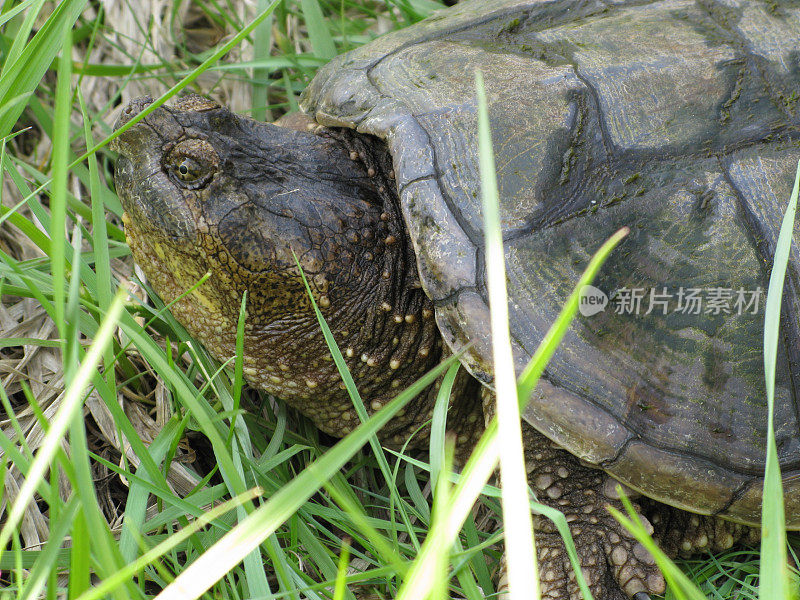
[
  {"xmin": 110, "ymin": 96, "xmax": 161, "ymax": 159},
  {"xmin": 111, "ymin": 97, "xmax": 198, "ymax": 243}
]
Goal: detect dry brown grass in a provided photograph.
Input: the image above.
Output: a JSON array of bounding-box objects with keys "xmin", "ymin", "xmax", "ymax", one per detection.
[{"xmin": 0, "ymin": 0, "xmax": 258, "ymax": 554}]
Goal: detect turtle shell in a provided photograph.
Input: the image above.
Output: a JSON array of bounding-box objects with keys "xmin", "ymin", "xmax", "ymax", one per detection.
[{"xmin": 302, "ymin": 0, "xmax": 800, "ymax": 527}]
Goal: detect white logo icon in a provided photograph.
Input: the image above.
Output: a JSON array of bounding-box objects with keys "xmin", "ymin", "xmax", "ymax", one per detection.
[{"xmin": 579, "ymin": 285, "xmax": 608, "ymax": 317}]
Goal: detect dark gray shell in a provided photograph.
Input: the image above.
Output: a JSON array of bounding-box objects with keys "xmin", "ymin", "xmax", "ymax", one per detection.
[{"xmin": 302, "ymin": 0, "xmax": 800, "ymax": 527}]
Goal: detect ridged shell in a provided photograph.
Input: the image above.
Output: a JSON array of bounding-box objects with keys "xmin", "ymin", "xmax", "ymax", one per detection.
[{"xmin": 303, "ymin": 0, "xmax": 800, "ymax": 527}]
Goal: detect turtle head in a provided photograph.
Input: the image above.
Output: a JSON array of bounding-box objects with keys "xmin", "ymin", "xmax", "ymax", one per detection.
[
  {"xmin": 112, "ymin": 92, "xmax": 388, "ymax": 338},
  {"xmin": 112, "ymin": 94, "xmax": 365, "ymax": 314},
  {"xmin": 111, "ymin": 95, "xmax": 444, "ymax": 431}
]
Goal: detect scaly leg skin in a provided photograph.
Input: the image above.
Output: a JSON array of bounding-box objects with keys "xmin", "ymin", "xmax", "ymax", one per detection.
[
  {"xmin": 514, "ymin": 421, "xmax": 666, "ymax": 600},
  {"xmin": 480, "ymin": 385, "xmax": 663, "ymax": 600}
]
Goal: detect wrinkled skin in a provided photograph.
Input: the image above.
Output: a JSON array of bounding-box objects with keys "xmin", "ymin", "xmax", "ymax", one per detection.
[{"xmin": 112, "ymin": 96, "xmax": 757, "ymax": 600}]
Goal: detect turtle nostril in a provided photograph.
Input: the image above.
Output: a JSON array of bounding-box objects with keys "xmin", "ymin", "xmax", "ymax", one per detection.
[{"xmin": 115, "ymin": 95, "xmax": 155, "ymax": 130}]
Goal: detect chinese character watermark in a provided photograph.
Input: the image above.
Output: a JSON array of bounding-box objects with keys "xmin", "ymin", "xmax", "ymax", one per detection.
[{"xmin": 579, "ymin": 285, "xmax": 763, "ymax": 317}]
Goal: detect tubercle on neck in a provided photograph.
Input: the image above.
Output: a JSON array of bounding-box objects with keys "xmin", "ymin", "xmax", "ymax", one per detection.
[{"xmin": 232, "ymin": 125, "xmax": 453, "ymax": 438}]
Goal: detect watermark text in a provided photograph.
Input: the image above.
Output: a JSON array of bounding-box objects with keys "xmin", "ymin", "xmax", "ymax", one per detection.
[{"xmin": 579, "ymin": 286, "xmax": 763, "ymax": 317}]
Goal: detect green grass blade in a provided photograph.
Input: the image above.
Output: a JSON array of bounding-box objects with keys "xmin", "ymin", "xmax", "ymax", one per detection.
[
  {"xmin": 759, "ymin": 159, "xmax": 799, "ymax": 600},
  {"xmin": 0, "ymin": 0, "xmax": 86, "ymax": 139},
  {"xmin": 250, "ymin": 0, "xmax": 273, "ymax": 122},
  {"xmin": 117, "ymin": 312, "xmax": 249, "ymax": 506},
  {"xmin": 298, "ymin": 0, "xmax": 337, "ymax": 60},
  {"xmin": 118, "ymin": 419, "xmax": 181, "ymax": 562},
  {"xmin": 397, "ymin": 413, "xmax": 500, "ymax": 600},
  {"xmin": 333, "ymin": 538, "xmax": 352, "ymax": 600},
  {"xmin": 1, "ymin": 0, "xmax": 46, "ymax": 71},
  {"xmin": 0, "ymin": 0, "xmax": 39, "ymax": 30},
  {"xmin": 0, "ymin": 289, "xmax": 126, "ymax": 561},
  {"xmin": 18, "ymin": 497, "xmax": 79, "ymax": 600},
  {"xmin": 431, "ymin": 437, "xmax": 456, "ymax": 600},
  {"xmin": 321, "ymin": 478, "xmax": 407, "ymax": 574},
  {"xmin": 398, "ymin": 225, "xmax": 626, "ymax": 600},
  {"xmin": 609, "ymin": 489, "xmax": 707, "ymax": 600},
  {"xmin": 79, "ymin": 88, "xmax": 113, "ymax": 317},
  {"xmin": 462, "ymin": 515, "xmax": 494, "ymax": 594},
  {"xmin": 475, "ymin": 69, "xmax": 537, "ymax": 599},
  {"xmin": 218, "ymin": 297, "xmax": 273, "ymax": 600},
  {"xmin": 233, "ymin": 291, "xmax": 247, "ymax": 416},
  {"xmin": 527, "ymin": 500, "xmax": 593, "ymax": 600},
  {"xmin": 430, "ymin": 362, "xmax": 460, "ymax": 491},
  {"xmin": 75, "ymin": 488, "xmax": 264, "ymax": 600},
  {"xmin": 67, "ymin": 500, "xmax": 90, "ymax": 598},
  {"xmin": 152, "ymin": 357, "xmax": 457, "ymax": 600},
  {"xmin": 49, "ymin": 22, "xmax": 73, "ymax": 340}
]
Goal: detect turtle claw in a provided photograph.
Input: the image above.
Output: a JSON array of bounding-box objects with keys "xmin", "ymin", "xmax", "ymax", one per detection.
[{"xmin": 533, "ymin": 523, "xmax": 664, "ymax": 600}]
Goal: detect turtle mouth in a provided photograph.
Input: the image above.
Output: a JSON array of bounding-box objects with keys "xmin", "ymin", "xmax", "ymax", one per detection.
[
  {"xmin": 122, "ymin": 208, "xmax": 213, "ymax": 311},
  {"xmin": 114, "ymin": 152, "xmax": 199, "ymax": 245}
]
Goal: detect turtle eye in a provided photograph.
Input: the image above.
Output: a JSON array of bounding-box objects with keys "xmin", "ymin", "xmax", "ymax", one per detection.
[
  {"xmin": 175, "ymin": 157, "xmax": 202, "ymax": 182},
  {"xmin": 164, "ymin": 139, "xmax": 219, "ymax": 189}
]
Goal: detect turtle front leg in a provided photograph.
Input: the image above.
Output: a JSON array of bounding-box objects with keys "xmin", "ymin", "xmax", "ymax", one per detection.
[{"xmin": 495, "ymin": 420, "xmax": 666, "ymax": 600}]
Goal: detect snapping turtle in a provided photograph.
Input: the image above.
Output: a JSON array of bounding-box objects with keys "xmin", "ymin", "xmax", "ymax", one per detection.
[{"xmin": 112, "ymin": 0, "xmax": 800, "ymax": 598}]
